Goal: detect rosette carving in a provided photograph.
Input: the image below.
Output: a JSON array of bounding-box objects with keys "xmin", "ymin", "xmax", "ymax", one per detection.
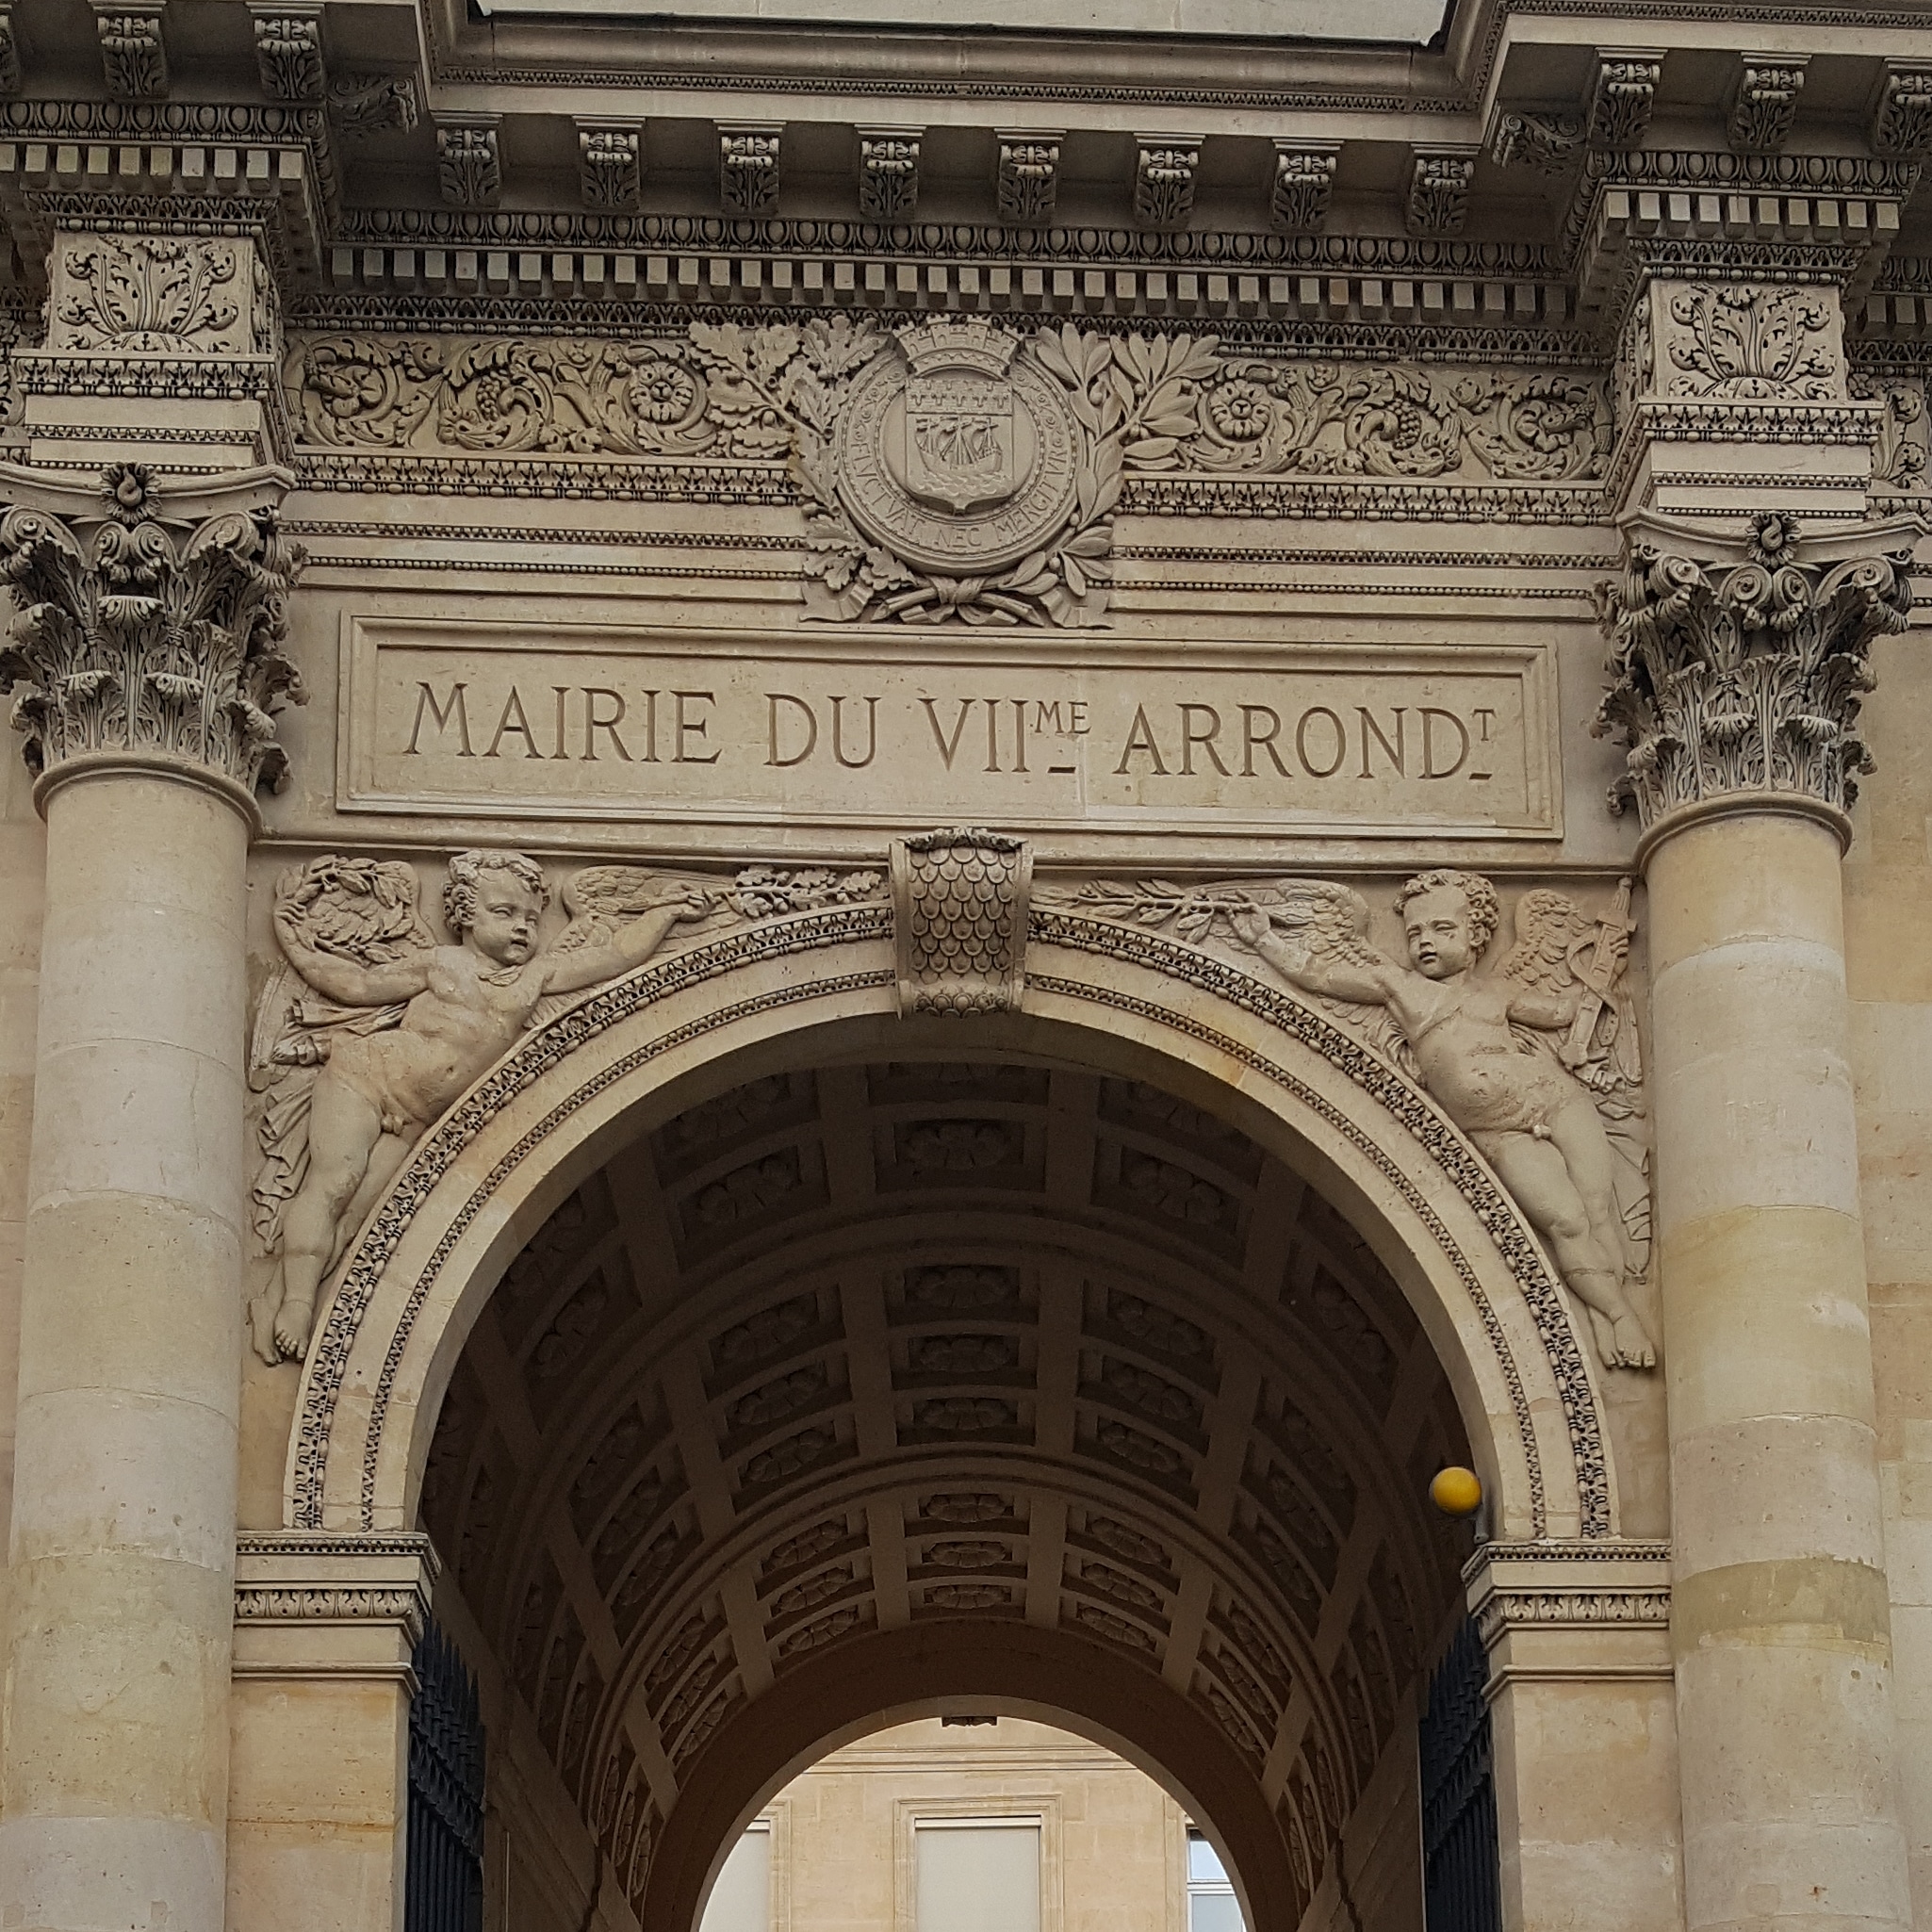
[
  {"xmin": 1593, "ymin": 512, "xmax": 1921, "ymax": 827},
  {"xmin": 0, "ymin": 464, "xmax": 306, "ymax": 794}
]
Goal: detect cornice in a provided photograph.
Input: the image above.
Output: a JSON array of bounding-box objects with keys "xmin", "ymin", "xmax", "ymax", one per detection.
[{"xmin": 287, "ymin": 294, "xmax": 1599, "ymax": 363}]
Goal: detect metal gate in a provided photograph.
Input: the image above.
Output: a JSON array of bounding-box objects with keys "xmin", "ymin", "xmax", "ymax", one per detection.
[
  {"xmin": 1418, "ymin": 1616, "xmax": 1500, "ymax": 1932},
  {"xmin": 407, "ymin": 1620, "xmax": 486, "ymax": 1932}
]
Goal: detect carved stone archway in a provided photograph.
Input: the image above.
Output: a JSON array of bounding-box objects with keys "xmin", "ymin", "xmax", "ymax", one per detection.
[
  {"xmin": 255, "ymin": 890, "xmax": 1658, "ymax": 1932},
  {"xmin": 285, "ymin": 896, "xmax": 1619, "ymax": 1544}
]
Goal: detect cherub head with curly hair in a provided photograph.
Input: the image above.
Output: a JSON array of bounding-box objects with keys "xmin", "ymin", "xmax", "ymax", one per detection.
[
  {"xmin": 1394, "ymin": 868, "xmax": 1499, "ymax": 980},
  {"xmin": 443, "ymin": 849, "xmax": 551, "ymax": 965}
]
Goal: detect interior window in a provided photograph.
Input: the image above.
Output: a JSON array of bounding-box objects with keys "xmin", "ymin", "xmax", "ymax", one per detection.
[
  {"xmin": 698, "ymin": 1823, "xmax": 772, "ymax": 1932},
  {"xmin": 1186, "ymin": 1827, "xmax": 1245, "ymax": 1932},
  {"xmin": 914, "ymin": 1819, "xmax": 1042, "ymax": 1932}
]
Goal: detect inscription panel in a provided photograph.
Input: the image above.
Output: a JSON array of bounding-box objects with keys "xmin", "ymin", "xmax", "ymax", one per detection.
[{"xmin": 339, "ymin": 619, "xmax": 1558, "ymax": 851}]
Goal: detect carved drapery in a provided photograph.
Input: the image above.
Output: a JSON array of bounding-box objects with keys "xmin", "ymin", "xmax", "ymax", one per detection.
[
  {"xmin": 891, "ymin": 827, "xmax": 1031, "ymax": 1017},
  {"xmin": 0, "ymin": 463, "xmax": 307, "ymax": 794},
  {"xmin": 1593, "ymin": 512, "xmax": 1919, "ymax": 828}
]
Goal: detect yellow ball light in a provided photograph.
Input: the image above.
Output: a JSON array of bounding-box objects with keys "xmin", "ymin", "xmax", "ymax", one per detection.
[{"xmin": 1429, "ymin": 1466, "xmax": 1483, "ymax": 1518}]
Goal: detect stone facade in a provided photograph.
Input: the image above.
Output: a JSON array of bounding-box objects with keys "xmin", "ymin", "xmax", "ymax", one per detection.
[
  {"xmin": 0, "ymin": 5, "xmax": 1929, "ymax": 1932},
  {"xmin": 702, "ymin": 1718, "xmax": 1193, "ymax": 1932}
]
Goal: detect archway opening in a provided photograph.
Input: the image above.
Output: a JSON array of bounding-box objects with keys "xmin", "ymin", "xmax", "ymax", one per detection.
[
  {"xmin": 694, "ymin": 1712, "xmax": 1242, "ymax": 1932},
  {"xmin": 408, "ymin": 1048, "xmax": 1482, "ymax": 1932}
]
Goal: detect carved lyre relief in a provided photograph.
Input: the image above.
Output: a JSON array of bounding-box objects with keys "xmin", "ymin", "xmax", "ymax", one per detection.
[
  {"xmin": 248, "ymin": 852, "xmax": 884, "ymax": 1364},
  {"xmin": 1051, "ymin": 870, "xmax": 1653, "ymax": 1372}
]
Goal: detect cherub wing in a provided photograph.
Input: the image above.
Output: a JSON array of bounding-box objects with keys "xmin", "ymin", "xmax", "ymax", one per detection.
[
  {"xmin": 551, "ymin": 865, "xmax": 731, "ymax": 958},
  {"xmin": 249, "ymin": 857, "xmax": 434, "ymax": 1254},
  {"xmin": 1245, "ymin": 879, "xmax": 1382, "ymax": 968},
  {"xmin": 1243, "ymin": 879, "xmax": 1419, "ymax": 1079},
  {"xmin": 1498, "ymin": 885, "xmax": 1651, "ymax": 1276},
  {"xmin": 1496, "ymin": 888, "xmax": 1590, "ymax": 1000}
]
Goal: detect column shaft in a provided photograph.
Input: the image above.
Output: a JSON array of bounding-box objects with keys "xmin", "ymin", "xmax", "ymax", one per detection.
[
  {"xmin": 1649, "ymin": 808, "xmax": 1910, "ymax": 1932},
  {"xmin": 0, "ymin": 767, "xmax": 251, "ymax": 1932}
]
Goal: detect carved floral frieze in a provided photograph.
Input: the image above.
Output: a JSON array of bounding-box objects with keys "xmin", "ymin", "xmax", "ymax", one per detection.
[
  {"xmin": 287, "ymin": 330, "xmax": 1611, "ymax": 487},
  {"xmin": 0, "ymin": 464, "xmax": 307, "ymax": 794},
  {"xmin": 1594, "ymin": 513, "xmax": 1919, "ymax": 827},
  {"xmin": 52, "ymin": 235, "xmax": 270, "ymax": 357},
  {"xmin": 287, "ymin": 324, "xmax": 1610, "ymax": 623}
]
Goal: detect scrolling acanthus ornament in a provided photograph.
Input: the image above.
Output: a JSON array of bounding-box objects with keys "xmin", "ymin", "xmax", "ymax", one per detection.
[
  {"xmin": 287, "ymin": 331, "xmax": 1613, "ymax": 512},
  {"xmin": 1593, "ymin": 511, "xmax": 1921, "ymax": 828},
  {"xmin": 1662, "ymin": 284, "xmax": 1838, "ymax": 401},
  {"xmin": 56, "ymin": 235, "xmax": 243, "ymax": 354},
  {"xmin": 0, "ymin": 463, "xmax": 306, "ymax": 794}
]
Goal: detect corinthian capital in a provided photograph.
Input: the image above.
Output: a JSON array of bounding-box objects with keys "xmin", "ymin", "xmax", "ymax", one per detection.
[
  {"xmin": 0, "ymin": 462, "xmax": 306, "ymax": 801},
  {"xmin": 1593, "ymin": 510, "xmax": 1922, "ymax": 833}
]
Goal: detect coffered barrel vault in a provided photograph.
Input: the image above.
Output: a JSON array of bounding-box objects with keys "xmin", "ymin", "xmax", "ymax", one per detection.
[{"xmin": 419, "ymin": 1056, "xmax": 1474, "ymax": 1930}]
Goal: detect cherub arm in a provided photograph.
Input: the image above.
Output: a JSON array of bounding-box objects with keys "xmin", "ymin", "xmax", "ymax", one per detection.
[
  {"xmin": 273, "ymin": 904, "xmax": 431, "ymax": 1006},
  {"xmin": 1503, "ymin": 984, "xmax": 1582, "ymax": 1030},
  {"xmin": 1228, "ymin": 905, "xmax": 1402, "ymax": 1007},
  {"xmin": 539, "ymin": 895, "xmax": 700, "ymax": 996}
]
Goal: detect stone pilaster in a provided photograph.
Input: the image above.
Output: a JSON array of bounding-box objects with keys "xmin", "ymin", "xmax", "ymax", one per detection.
[
  {"xmin": 1466, "ymin": 1542, "xmax": 1679, "ymax": 1932},
  {"xmin": 228, "ymin": 1533, "xmax": 437, "ymax": 1932},
  {"xmin": 0, "ymin": 213, "xmax": 303, "ymax": 1932},
  {"xmin": 1596, "ymin": 456, "xmax": 1922, "ymax": 1925}
]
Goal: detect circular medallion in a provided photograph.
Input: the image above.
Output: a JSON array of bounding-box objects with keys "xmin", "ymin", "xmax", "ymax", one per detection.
[{"xmin": 834, "ymin": 328, "xmax": 1080, "ymax": 578}]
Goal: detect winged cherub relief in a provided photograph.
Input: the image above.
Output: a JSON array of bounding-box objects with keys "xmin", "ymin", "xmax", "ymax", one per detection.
[
  {"xmin": 250, "ymin": 851, "xmax": 885, "ymax": 1364},
  {"xmin": 1226, "ymin": 869, "xmax": 1655, "ymax": 1369}
]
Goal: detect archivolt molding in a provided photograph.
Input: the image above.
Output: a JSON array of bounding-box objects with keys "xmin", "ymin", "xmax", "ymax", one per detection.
[{"xmin": 284, "ymin": 892, "xmax": 1617, "ymax": 1546}]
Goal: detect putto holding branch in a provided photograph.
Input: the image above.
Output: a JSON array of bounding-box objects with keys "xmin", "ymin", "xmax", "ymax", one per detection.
[
  {"xmin": 1058, "ymin": 866, "xmax": 1654, "ymax": 1371},
  {"xmin": 250, "ymin": 852, "xmax": 886, "ymax": 1365},
  {"xmin": 1228, "ymin": 868, "xmax": 1654, "ymax": 1368},
  {"xmin": 250, "ymin": 850, "xmax": 704, "ymax": 1363}
]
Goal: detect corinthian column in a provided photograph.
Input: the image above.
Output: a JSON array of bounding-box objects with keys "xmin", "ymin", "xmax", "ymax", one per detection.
[
  {"xmin": 0, "ymin": 219, "xmax": 303, "ymax": 1932},
  {"xmin": 1597, "ymin": 508, "xmax": 1920, "ymax": 1932}
]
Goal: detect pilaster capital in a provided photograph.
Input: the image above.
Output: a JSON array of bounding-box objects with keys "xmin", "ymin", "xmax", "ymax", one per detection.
[
  {"xmin": 1601, "ymin": 273, "xmax": 1890, "ymax": 518},
  {"xmin": 1593, "ymin": 508, "xmax": 1923, "ymax": 847},
  {"xmin": 9, "ymin": 221, "xmax": 293, "ymax": 468},
  {"xmin": 0, "ymin": 459, "xmax": 306, "ymax": 812},
  {"xmin": 233, "ymin": 1530, "xmax": 439, "ymax": 1684},
  {"xmin": 1465, "ymin": 1538, "xmax": 1673, "ymax": 1688}
]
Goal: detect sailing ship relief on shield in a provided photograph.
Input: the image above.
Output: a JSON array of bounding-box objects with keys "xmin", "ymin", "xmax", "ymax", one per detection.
[{"xmin": 903, "ymin": 373, "xmax": 1018, "ymax": 514}]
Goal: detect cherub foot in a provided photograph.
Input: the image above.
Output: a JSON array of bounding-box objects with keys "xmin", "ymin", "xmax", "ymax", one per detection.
[
  {"xmin": 273, "ymin": 1294, "xmax": 317, "ymax": 1363},
  {"xmin": 1586, "ymin": 1307, "xmax": 1618, "ymax": 1366},
  {"xmin": 1608, "ymin": 1314, "xmax": 1657, "ymax": 1370},
  {"xmin": 248, "ymin": 1293, "xmax": 285, "ymax": 1367}
]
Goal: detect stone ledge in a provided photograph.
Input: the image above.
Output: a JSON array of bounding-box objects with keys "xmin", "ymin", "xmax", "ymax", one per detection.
[{"xmin": 232, "ymin": 1530, "xmax": 439, "ymax": 1683}]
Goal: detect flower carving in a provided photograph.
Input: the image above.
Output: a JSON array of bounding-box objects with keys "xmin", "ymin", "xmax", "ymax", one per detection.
[
  {"xmin": 627, "ymin": 360, "xmax": 700, "ymax": 427},
  {"xmin": 1204, "ymin": 379, "xmax": 1271, "ymax": 442},
  {"xmin": 1666, "ymin": 285, "xmax": 1838, "ymax": 401}
]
